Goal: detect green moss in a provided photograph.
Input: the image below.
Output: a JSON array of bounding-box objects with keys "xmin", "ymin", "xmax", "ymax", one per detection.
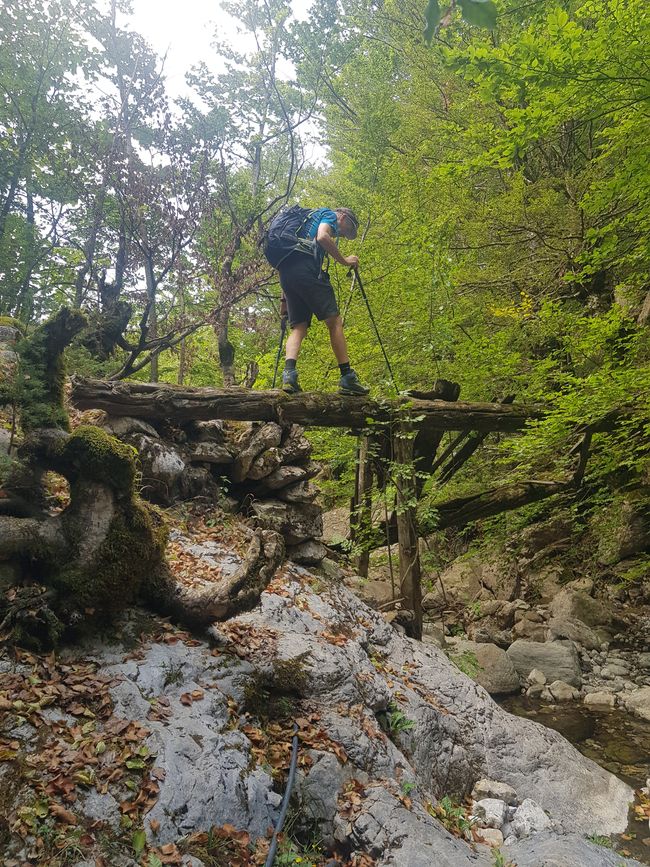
[
  {"xmin": 0, "ymin": 315, "xmax": 24, "ymax": 332},
  {"xmin": 15, "ymin": 307, "xmax": 86, "ymax": 432},
  {"xmin": 61, "ymin": 426, "xmax": 137, "ymax": 496},
  {"xmin": 56, "ymin": 498, "xmax": 168, "ymax": 615}
]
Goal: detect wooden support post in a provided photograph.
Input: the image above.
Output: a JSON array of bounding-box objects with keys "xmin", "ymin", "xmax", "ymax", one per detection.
[
  {"xmin": 393, "ymin": 421, "xmax": 423, "ymax": 640},
  {"xmin": 356, "ymin": 435, "xmax": 373, "ymax": 578}
]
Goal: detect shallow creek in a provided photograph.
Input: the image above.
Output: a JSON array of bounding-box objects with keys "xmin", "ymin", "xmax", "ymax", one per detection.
[{"xmin": 501, "ymin": 695, "xmax": 650, "ymax": 864}]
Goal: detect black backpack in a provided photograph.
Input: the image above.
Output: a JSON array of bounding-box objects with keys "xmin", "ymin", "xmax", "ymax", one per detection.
[{"xmin": 263, "ymin": 205, "xmax": 315, "ymax": 268}]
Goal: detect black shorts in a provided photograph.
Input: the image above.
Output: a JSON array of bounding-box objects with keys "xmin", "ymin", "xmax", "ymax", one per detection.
[{"xmin": 278, "ymin": 252, "xmax": 339, "ymax": 327}]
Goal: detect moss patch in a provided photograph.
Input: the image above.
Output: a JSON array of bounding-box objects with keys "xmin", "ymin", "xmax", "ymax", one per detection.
[
  {"xmin": 15, "ymin": 307, "xmax": 86, "ymax": 432},
  {"xmin": 60, "ymin": 425, "xmax": 137, "ymax": 496},
  {"xmin": 56, "ymin": 498, "xmax": 168, "ymax": 616}
]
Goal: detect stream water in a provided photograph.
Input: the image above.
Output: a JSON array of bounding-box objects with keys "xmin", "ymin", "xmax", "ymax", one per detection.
[{"xmin": 501, "ymin": 696, "xmax": 650, "ymax": 864}]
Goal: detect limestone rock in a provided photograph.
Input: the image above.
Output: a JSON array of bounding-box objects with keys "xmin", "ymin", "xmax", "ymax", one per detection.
[
  {"xmin": 251, "ymin": 500, "xmax": 323, "ymax": 545},
  {"xmin": 475, "ymin": 828, "xmax": 504, "ymax": 848},
  {"xmin": 454, "ymin": 640, "xmax": 521, "ymax": 695},
  {"xmin": 132, "ymin": 434, "xmax": 186, "ymax": 504},
  {"xmin": 247, "ymin": 447, "xmax": 281, "ymax": 479},
  {"xmin": 512, "ymin": 615, "xmax": 547, "ymax": 642},
  {"xmin": 601, "ymin": 662, "xmax": 631, "ymax": 679},
  {"xmin": 287, "ymin": 540, "xmax": 327, "ymax": 565},
  {"xmin": 549, "ymin": 587, "xmax": 612, "ymax": 628},
  {"xmin": 231, "ymin": 422, "xmax": 283, "ymax": 482},
  {"xmin": 548, "ymin": 680, "xmax": 580, "ymax": 701},
  {"xmin": 506, "ymin": 639, "xmax": 582, "ymax": 688},
  {"xmin": 595, "ymin": 489, "xmax": 650, "ymax": 565},
  {"xmin": 318, "ymin": 557, "xmax": 344, "ymax": 581},
  {"xmin": 527, "ymin": 668, "xmax": 547, "ymax": 686},
  {"xmin": 471, "ymin": 779, "xmax": 518, "ymax": 806},
  {"xmin": 189, "ymin": 441, "xmax": 234, "ymax": 465},
  {"xmin": 624, "ymin": 686, "xmax": 650, "ymax": 722},
  {"xmin": 278, "ymin": 429, "xmax": 312, "ymax": 464},
  {"xmin": 512, "ymin": 798, "xmax": 552, "ymax": 837},
  {"xmin": 261, "ymin": 464, "xmax": 309, "ymax": 490},
  {"xmin": 584, "ymin": 691, "xmax": 616, "ymax": 709},
  {"xmin": 277, "ymin": 481, "xmax": 320, "ymax": 503},
  {"xmin": 547, "ymin": 616, "xmax": 604, "ymax": 650},
  {"xmin": 472, "ymin": 798, "xmax": 507, "ymax": 828},
  {"xmin": 186, "ymin": 419, "xmax": 225, "ymax": 442},
  {"xmin": 322, "ymin": 506, "xmax": 350, "ymax": 546},
  {"xmin": 505, "ymin": 832, "xmax": 646, "ymax": 866},
  {"xmin": 103, "ymin": 415, "xmax": 160, "ymax": 438}
]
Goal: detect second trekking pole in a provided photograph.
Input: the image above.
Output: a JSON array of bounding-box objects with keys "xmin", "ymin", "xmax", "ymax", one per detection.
[
  {"xmin": 271, "ymin": 314, "xmax": 287, "ymax": 388},
  {"xmin": 351, "ymin": 270, "xmax": 400, "ymax": 394}
]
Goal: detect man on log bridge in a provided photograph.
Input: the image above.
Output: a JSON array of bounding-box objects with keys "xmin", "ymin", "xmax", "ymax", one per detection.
[{"xmin": 265, "ymin": 205, "xmax": 370, "ymax": 397}]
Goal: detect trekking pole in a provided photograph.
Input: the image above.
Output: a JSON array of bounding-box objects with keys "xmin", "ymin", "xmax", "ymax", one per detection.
[
  {"xmin": 271, "ymin": 315, "xmax": 287, "ymax": 388},
  {"xmin": 351, "ymin": 270, "xmax": 400, "ymax": 393}
]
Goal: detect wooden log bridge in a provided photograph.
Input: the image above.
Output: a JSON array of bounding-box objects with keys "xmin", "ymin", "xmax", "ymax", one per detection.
[{"xmin": 71, "ymin": 377, "xmax": 542, "ymax": 433}]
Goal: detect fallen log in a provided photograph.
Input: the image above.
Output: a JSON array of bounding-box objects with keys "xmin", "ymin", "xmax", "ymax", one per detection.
[{"xmin": 72, "ymin": 377, "xmax": 543, "ymax": 433}]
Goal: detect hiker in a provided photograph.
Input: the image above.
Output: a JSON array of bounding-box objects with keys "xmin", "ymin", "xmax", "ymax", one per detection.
[{"xmin": 265, "ymin": 205, "xmax": 370, "ymax": 396}]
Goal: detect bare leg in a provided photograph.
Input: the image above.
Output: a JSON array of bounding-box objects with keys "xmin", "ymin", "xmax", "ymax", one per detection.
[
  {"xmin": 325, "ymin": 314, "xmax": 349, "ymax": 365},
  {"xmin": 285, "ymin": 321, "xmax": 309, "ymax": 361}
]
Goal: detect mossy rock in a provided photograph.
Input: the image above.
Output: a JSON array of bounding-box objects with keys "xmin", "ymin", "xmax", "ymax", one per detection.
[
  {"xmin": 0, "ymin": 316, "xmax": 24, "ymax": 333},
  {"xmin": 60, "ymin": 425, "xmax": 138, "ymax": 496},
  {"xmin": 56, "ymin": 498, "xmax": 168, "ymax": 616},
  {"xmin": 15, "ymin": 307, "xmax": 86, "ymax": 432}
]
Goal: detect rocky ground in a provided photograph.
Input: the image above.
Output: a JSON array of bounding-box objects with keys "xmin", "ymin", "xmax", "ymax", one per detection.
[{"xmin": 1, "ymin": 512, "xmax": 649, "ymax": 867}]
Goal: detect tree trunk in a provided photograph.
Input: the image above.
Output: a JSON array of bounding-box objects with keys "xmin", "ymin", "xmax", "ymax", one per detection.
[
  {"xmin": 71, "ymin": 377, "xmax": 557, "ymax": 433},
  {"xmin": 215, "ymin": 305, "xmax": 235, "ymax": 386},
  {"xmin": 144, "ymin": 256, "xmax": 158, "ymax": 382}
]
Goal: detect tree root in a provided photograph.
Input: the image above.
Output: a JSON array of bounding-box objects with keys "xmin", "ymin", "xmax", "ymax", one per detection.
[{"xmin": 160, "ymin": 528, "xmax": 285, "ymax": 626}]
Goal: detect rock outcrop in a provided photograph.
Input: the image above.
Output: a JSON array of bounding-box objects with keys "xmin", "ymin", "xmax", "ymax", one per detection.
[{"xmin": 0, "ymin": 561, "xmax": 640, "ymax": 866}]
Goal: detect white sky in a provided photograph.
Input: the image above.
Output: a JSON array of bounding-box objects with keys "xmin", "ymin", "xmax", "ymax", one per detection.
[{"xmin": 127, "ymin": 0, "xmax": 312, "ymax": 98}]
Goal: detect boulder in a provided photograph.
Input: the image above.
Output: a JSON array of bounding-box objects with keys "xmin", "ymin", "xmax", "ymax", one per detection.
[
  {"xmin": 471, "ymin": 779, "xmax": 518, "ymax": 806},
  {"xmin": 527, "ymin": 668, "xmax": 546, "ymax": 686},
  {"xmin": 322, "ymin": 506, "xmax": 349, "ymax": 545},
  {"xmin": 624, "ymin": 687, "xmax": 650, "ymax": 722},
  {"xmin": 505, "ymin": 832, "xmax": 646, "ymax": 867},
  {"xmin": 546, "ymin": 616, "xmax": 604, "ymax": 650},
  {"xmin": 102, "ymin": 415, "xmax": 160, "ymax": 438},
  {"xmin": 584, "ymin": 691, "xmax": 616, "ymax": 709},
  {"xmin": 601, "ymin": 662, "xmax": 631, "ymax": 679},
  {"xmin": 278, "ymin": 430, "xmax": 312, "ymax": 464},
  {"xmin": 133, "ymin": 434, "xmax": 186, "ymax": 504},
  {"xmin": 512, "ymin": 615, "xmax": 547, "ymax": 642},
  {"xmin": 511, "ymin": 798, "xmax": 552, "ymax": 837},
  {"xmin": 277, "ymin": 481, "xmax": 320, "ymax": 504},
  {"xmin": 186, "ymin": 419, "xmax": 225, "ymax": 442},
  {"xmin": 595, "ymin": 489, "xmax": 650, "ymax": 565},
  {"xmin": 548, "ymin": 588, "xmax": 611, "ymax": 627},
  {"xmin": 475, "ymin": 828, "xmax": 504, "ymax": 848},
  {"xmin": 506, "ymin": 640, "xmax": 582, "ymax": 688},
  {"xmin": 251, "ymin": 500, "xmax": 323, "ymax": 545},
  {"xmin": 262, "ymin": 464, "xmax": 310, "ymax": 490},
  {"xmin": 189, "ymin": 440, "xmax": 234, "ymax": 465},
  {"xmin": 454, "ymin": 640, "xmax": 521, "ymax": 695},
  {"xmin": 287, "ymin": 540, "xmax": 327, "ymax": 565},
  {"xmin": 548, "ymin": 680, "xmax": 580, "ymax": 701},
  {"xmin": 423, "ymin": 558, "xmax": 485, "ymax": 608},
  {"xmin": 247, "ymin": 447, "xmax": 281, "ymax": 479},
  {"xmin": 231, "ymin": 422, "xmax": 283, "ymax": 482},
  {"xmin": 472, "ymin": 798, "xmax": 507, "ymax": 828}
]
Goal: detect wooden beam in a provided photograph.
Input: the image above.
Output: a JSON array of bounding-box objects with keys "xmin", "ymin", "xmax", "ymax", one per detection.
[
  {"xmin": 71, "ymin": 377, "xmax": 543, "ymax": 433},
  {"xmin": 393, "ymin": 421, "xmax": 423, "ymax": 640}
]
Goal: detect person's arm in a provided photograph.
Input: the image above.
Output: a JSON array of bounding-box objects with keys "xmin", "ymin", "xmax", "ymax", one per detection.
[{"xmin": 316, "ymin": 223, "xmax": 359, "ymax": 269}]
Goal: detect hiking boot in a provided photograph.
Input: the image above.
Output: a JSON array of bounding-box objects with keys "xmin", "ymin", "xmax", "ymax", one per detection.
[
  {"xmin": 282, "ymin": 368, "xmax": 302, "ymax": 394},
  {"xmin": 338, "ymin": 369, "xmax": 370, "ymax": 396}
]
